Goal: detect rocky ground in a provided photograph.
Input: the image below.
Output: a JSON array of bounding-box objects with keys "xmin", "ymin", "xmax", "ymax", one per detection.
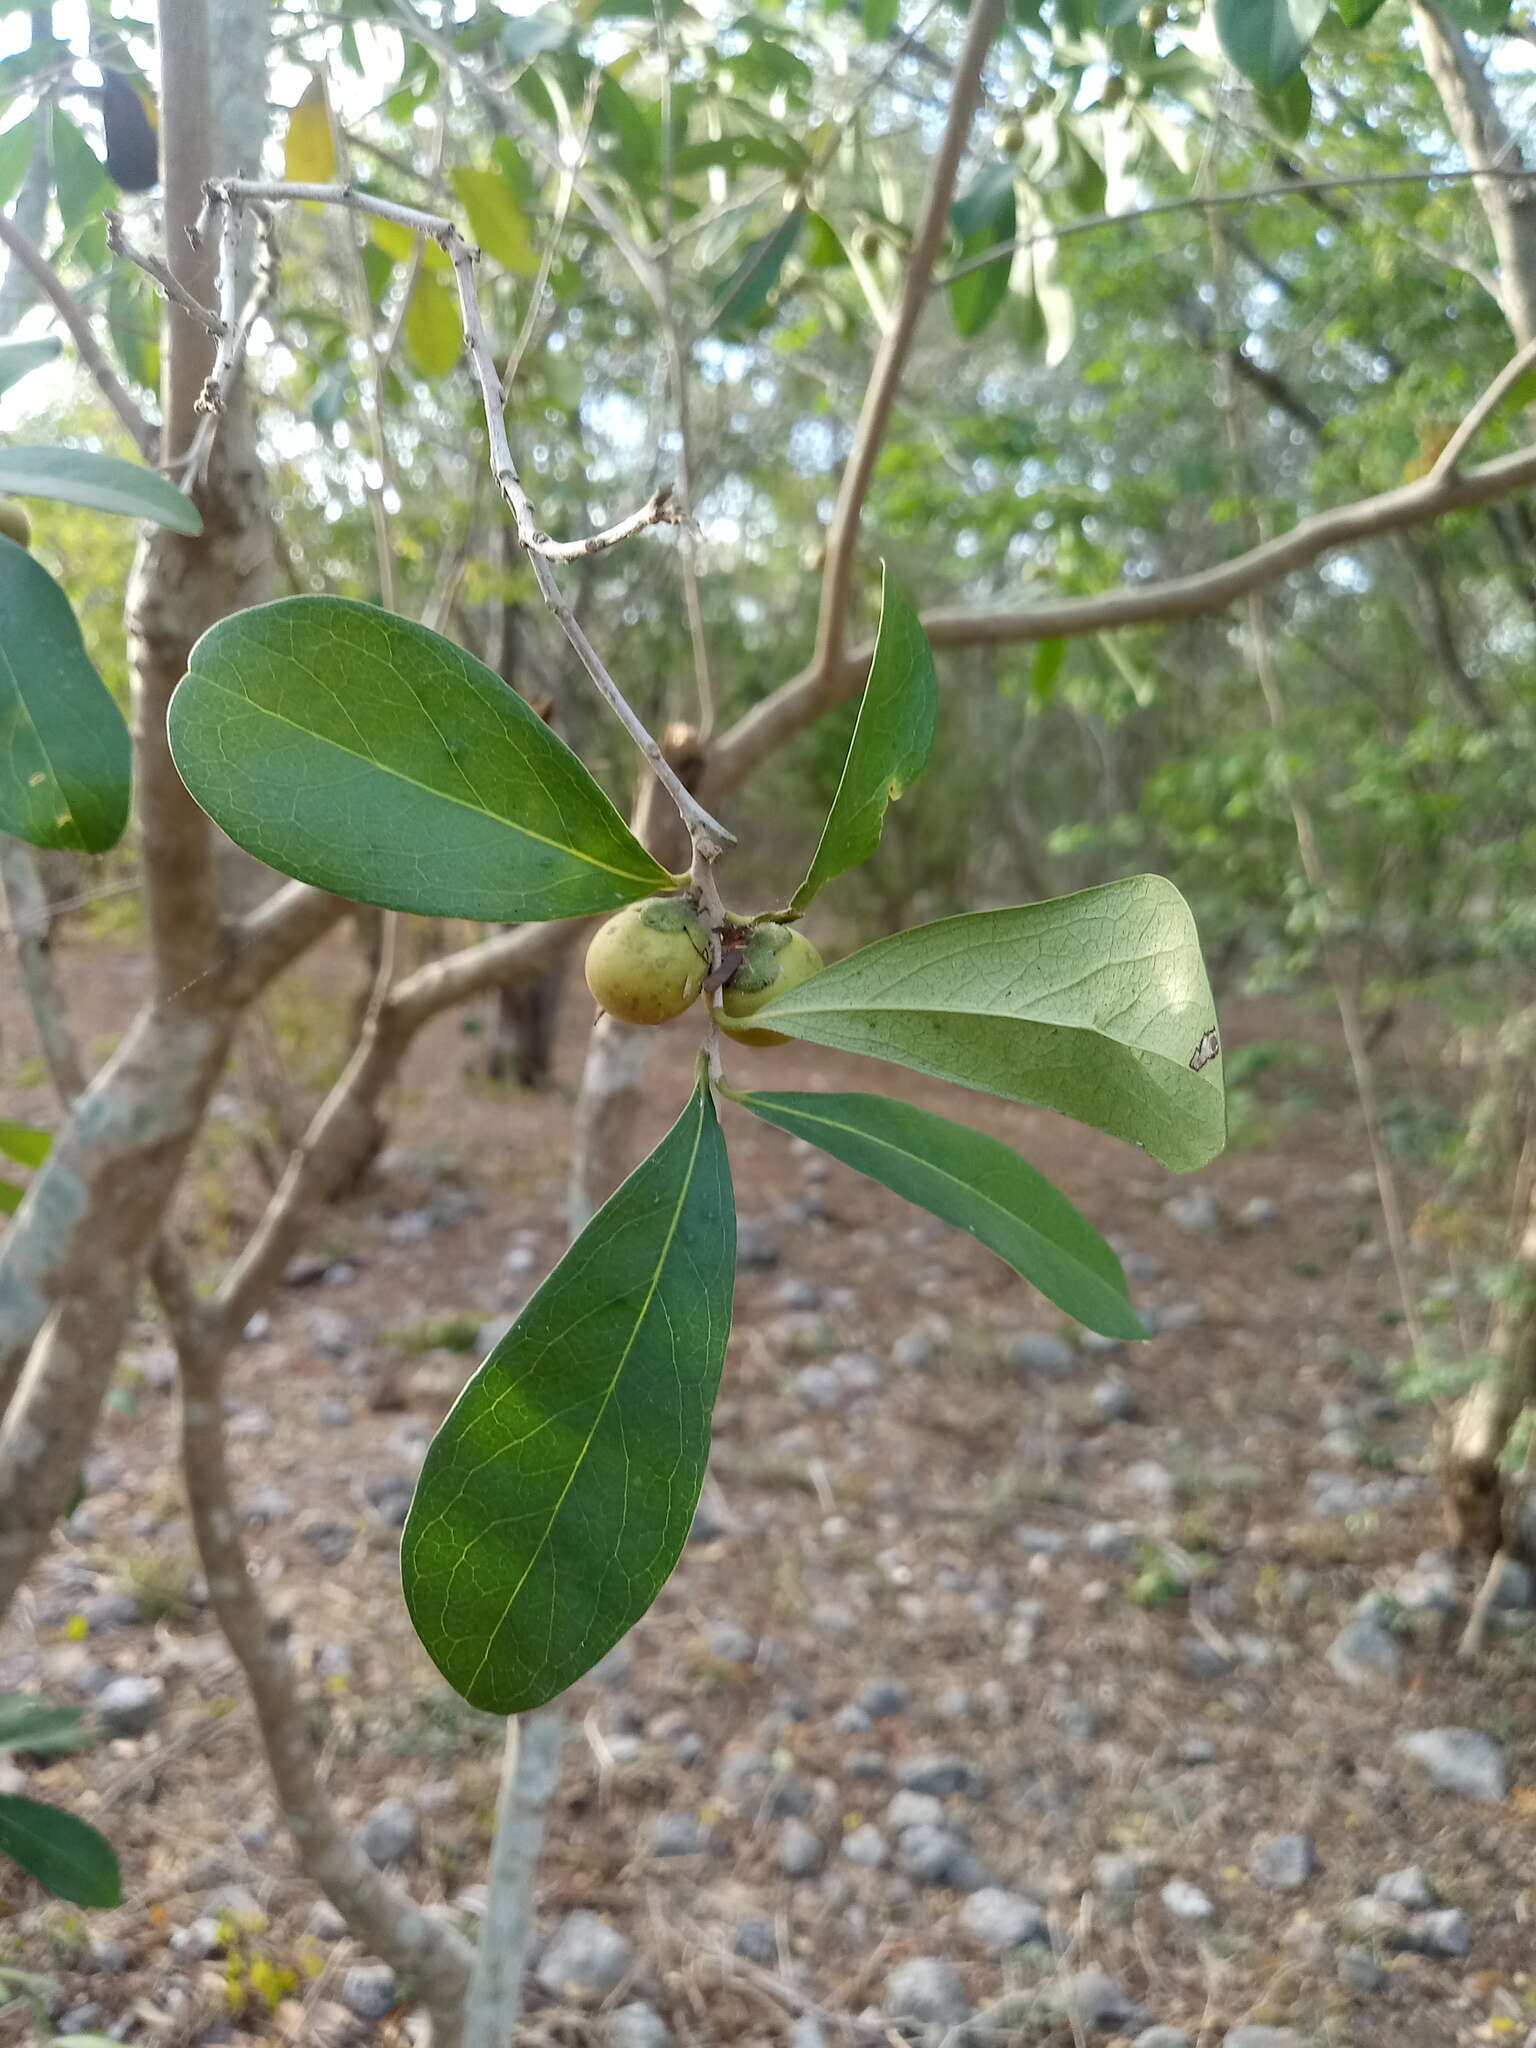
[{"xmin": 1, "ymin": 938, "xmax": 1533, "ymax": 2048}]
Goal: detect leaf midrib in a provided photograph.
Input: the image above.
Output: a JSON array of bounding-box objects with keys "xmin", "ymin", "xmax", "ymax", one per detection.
[
  {"xmin": 462, "ymin": 1091, "xmax": 708, "ymax": 1696},
  {"xmin": 756, "ymin": 993, "xmax": 1209, "ymax": 1075},
  {"xmin": 185, "ymin": 671, "xmax": 664, "ymax": 890}
]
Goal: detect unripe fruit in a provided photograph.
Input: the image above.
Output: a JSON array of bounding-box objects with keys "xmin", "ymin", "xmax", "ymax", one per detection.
[
  {"xmin": 0, "ymin": 500, "xmax": 32, "ymax": 549},
  {"xmin": 994, "ymin": 118, "xmax": 1026, "ymax": 154},
  {"xmin": 1101, "ymin": 73, "xmax": 1127, "ymax": 108},
  {"xmin": 802, "ymin": 540, "xmax": 826, "ymax": 573},
  {"xmin": 854, "ymin": 227, "xmax": 882, "ymax": 261},
  {"xmin": 720, "ymin": 922, "xmax": 824, "ymax": 1047},
  {"xmin": 585, "ymin": 899, "xmax": 711, "ymax": 1027}
]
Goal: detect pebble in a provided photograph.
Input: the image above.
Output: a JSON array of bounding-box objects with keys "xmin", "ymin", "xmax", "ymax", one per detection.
[
  {"xmin": 886, "ymin": 1789, "xmax": 945, "ymax": 1831},
  {"xmin": 1238, "ymin": 1196, "xmax": 1280, "ymax": 1229},
  {"xmin": 536, "ymin": 1911, "xmax": 634, "ymax": 2000},
  {"xmin": 1125, "ymin": 1459, "xmax": 1177, "ymax": 1506},
  {"xmin": 897, "ymin": 1753, "xmax": 985, "ymax": 1797},
  {"xmin": 895, "ymin": 1822, "xmax": 970, "ymax": 1884},
  {"xmin": 1376, "ymin": 1866, "xmax": 1438, "ymax": 1909},
  {"xmin": 959, "ymin": 1886, "xmax": 1046, "ymax": 1948},
  {"xmin": 1092, "ymin": 1377, "xmax": 1138, "ymax": 1421},
  {"xmin": 243, "ymin": 1486, "xmax": 296, "ymax": 1526},
  {"xmin": 306, "ymin": 1900, "xmax": 349, "ymax": 1942},
  {"xmin": 1336, "ymin": 1947, "xmax": 1386, "ymax": 1993},
  {"xmin": 794, "ymin": 1365, "xmax": 845, "ymax": 1409},
  {"xmin": 1249, "ymin": 1833, "xmax": 1317, "ymax": 1891},
  {"xmin": 1327, "ymin": 1611, "xmax": 1401, "ymax": 1688},
  {"xmin": 790, "ymin": 2021, "xmax": 828, "ymax": 2048},
  {"xmin": 296, "ymin": 1516, "xmax": 354, "ymax": 1566},
  {"xmin": 1135, "ymin": 2032, "xmax": 1195, "ymax": 2048},
  {"xmin": 737, "ymin": 1219, "xmax": 780, "ymax": 1270},
  {"xmin": 1008, "ymin": 1331, "xmax": 1077, "ymax": 1373},
  {"xmin": 1396, "ymin": 1726, "xmax": 1507, "ymax": 1802},
  {"xmin": 1164, "ymin": 1188, "xmax": 1224, "ymax": 1234},
  {"xmin": 359, "ymin": 1798, "xmax": 418, "ymax": 1866},
  {"xmin": 1148, "ymin": 1298, "xmax": 1205, "ymax": 1333},
  {"xmin": 1491, "ymin": 1555, "xmax": 1536, "ymax": 1609},
  {"xmin": 1093, "ymin": 1850, "xmax": 1145, "ymax": 1894},
  {"xmin": 779, "ymin": 1819, "xmax": 824, "ymax": 1877},
  {"xmin": 1161, "ymin": 1878, "xmax": 1216, "ymax": 1921},
  {"xmin": 340, "ymin": 1963, "xmax": 397, "ymax": 2021},
  {"xmin": 606, "ymin": 2002, "xmax": 674, "ymax": 2048},
  {"xmin": 95, "ymin": 1674, "xmax": 162, "ymax": 1738},
  {"xmin": 1049, "ymin": 1967, "xmax": 1140, "ymax": 2027},
  {"xmin": 732, "ymin": 1918, "xmax": 777, "ymax": 1965},
  {"xmin": 884, "ymin": 1957, "xmax": 971, "ymax": 2026},
  {"xmin": 1223, "ymin": 2032, "xmax": 1303, "ymax": 2048},
  {"xmin": 841, "ymin": 1823, "xmax": 887, "ymax": 1867},
  {"xmin": 707, "ymin": 1623, "xmax": 756, "ymax": 1664},
  {"xmin": 856, "ymin": 1678, "xmax": 907, "ymax": 1718},
  {"xmin": 651, "ymin": 1811, "xmax": 710, "ymax": 1858}
]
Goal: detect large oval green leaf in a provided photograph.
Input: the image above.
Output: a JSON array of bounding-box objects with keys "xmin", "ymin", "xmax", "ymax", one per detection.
[
  {"xmin": 168, "ymin": 598, "xmax": 678, "ymax": 921},
  {"xmin": 790, "ymin": 567, "xmax": 937, "ymax": 914},
  {"xmin": 402, "ymin": 1075, "xmax": 735, "ymax": 1713},
  {"xmin": 1213, "ymin": 0, "xmax": 1328, "ymax": 90},
  {"xmin": 0, "ymin": 540, "xmax": 132, "ymax": 854},
  {"xmin": 748, "ymin": 876, "xmax": 1225, "ymax": 1172},
  {"xmin": 0, "ymin": 447, "xmax": 202, "ymax": 534},
  {"xmin": 0, "ymin": 1793, "xmax": 121, "ymax": 1907},
  {"xmin": 726, "ymin": 1087, "xmax": 1143, "ymax": 1339}
]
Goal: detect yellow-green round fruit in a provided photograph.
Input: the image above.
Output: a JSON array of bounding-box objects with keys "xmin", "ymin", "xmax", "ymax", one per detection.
[
  {"xmin": 584, "ymin": 899, "xmax": 711, "ymax": 1027},
  {"xmin": 720, "ymin": 922, "xmax": 823, "ymax": 1047},
  {"xmin": 0, "ymin": 500, "xmax": 32, "ymax": 549},
  {"xmin": 994, "ymin": 118, "xmax": 1026, "ymax": 154},
  {"xmin": 854, "ymin": 227, "xmax": 882, "ymax": 262}
]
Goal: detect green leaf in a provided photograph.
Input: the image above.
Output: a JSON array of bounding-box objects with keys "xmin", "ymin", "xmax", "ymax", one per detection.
[
  {"xmin": 748, "ymin": 876, "xmax": 1226, "ymax": 1172},
  {"xmin": 0, "ymin": 1693, "xmax": 89, "ymax": 1757},
  {"xmin": 0, "ymin": 541, "xmax": 132, "ymax": 854},
  {"xmin": 402, "ymin": 1075, "xmax": 735, "ymax": 1713},
  {"xmin": 0, "ymin": 338, "xmax": 60, "ymax": 399},
  {"xmin": 1258, "ymin": 68, "xmax": 1312, "ymax": 137},
  {"xmin": 0, "ymin": 1181, "xmax": 22, "ymax": 1218},
  {"xmin": 1098, "ymin": 0, "xmax": 1145, "ymax": 19},
  {"xmin": 0, "ymin": 448, "xmax": 202, "ymax": 535},
  {"xmin": 49, "ymin": 111, "xmax": 109, "ymax": 233},
  {"xmin": 948, "ymin": 162, "xmax": 1015, "ymax": 338},
  {"xmin": 728, "ymin": 1087, "xmax": 1144, "ymax": 1338},
  {"xmin": 0, "ymin": 1794, "xmax": 120, "ymax": 1907},
  {"xmin": 1437, "ymin": 0, "xmax": 1509, "ymax": 26},
  {"xmin": 710, "ymin": 211, "xmax": 804, "ymax": 333},
  {"xmin": 451, "ymin": 167, "xmax": 539, "ymax": 276},
  {"xmin": 0, "ymin": 113, "xmax": 37, "ymax": 212},
  {"xmin": 1212, "ymin": 0, "xmax": 1328, "ymax": 88},
  {"xmin": 503, "ymin": 11, "xmax": 573, "ymax": 60},
  {"xmin": 1332, "ymin": 0, "xmax": 1388, "ymax": 26},
  {"xmin": 168, "ymin": 597, "xmax": 677, "ymax": 921},
  {"xmin": 863, "ymin": 0, "xmax": 900, "ymax": 36},
  {"xmin": 0, "ymin": 1124, "xmax": 50, "ymax": 1171},
  {"xmin": 403, "ymin": 269, "xmax": 462, "ymax": 378},
  {"xmin": 1031, "ymin": 636, "xmax": 1066, "ymax": 703},
  {"xmin": 790, "ymin": 567, "xmax": 937, "ymax": 912}
]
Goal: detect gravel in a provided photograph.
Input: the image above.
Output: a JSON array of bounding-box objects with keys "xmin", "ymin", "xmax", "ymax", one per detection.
[
  {"xmin": 340, "ymin": 1963, "xmax": 397, "ymax": 2021},
  {"xmin": 1161, "ymin": 1878, "xmax": 1216, "ymax": 1921},
  {"xmin": 884, "ymin": 1957, "xmax": 971, "ymax": 2026},
  {"xmin": 94, "ymin": 1675, "xmax": 163, "ymax": 1738},
  {"xmin": 359, "ymin": 1797, "xmax": 418, "ymax": 1866},
  {"xmin": 1248, "ymin": 1833, "xmax": 1317, "ymax": 1891},
  {"xmin": 606, "ymin": 2002, "xmax": 674, "ymax": 2048},
  {"xmin": 1396, "ymin": 1726, "xmax": 1508, "ymax": 1802},
  {"xmin": 958, "ymin": 1886, "xmax": 1047, "ymax": 1948},
  {"xmin": 779, "ymin": 1819, "xmax": 825, "ymax": 1877},
  {"xmin": 536, "ymin": 1911, "xmax": 634, "ymax": 2001},
  {"xmin": 1007, "ymin": 1331, "xmax": 1077, "ymax": 1373}
]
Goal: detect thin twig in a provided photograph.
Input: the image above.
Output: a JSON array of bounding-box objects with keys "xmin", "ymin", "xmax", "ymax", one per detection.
[
  {"xmin": 105, "ymin": 211, "xmax": 222, "ymax": 333},
  {"xmin": 1431, "ymin": 331, "xmax": 1536, "ymax": 478},
  {"xmin": 0, "ymin": 210, "xmax": 156, "ymax": 457},
  {"xmin": 183, "ymin": 176, "xmax": 732, "ymax": 860}
]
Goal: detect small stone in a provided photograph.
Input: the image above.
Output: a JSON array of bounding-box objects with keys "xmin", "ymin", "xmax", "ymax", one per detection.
[
  {"xmin": 794, "ymin": 1365, "xmax": 845, "ymax": 1409},
  {"xmin": 959, "ymin": 1887, "xmax": 1046, "ymax": 1949},
  {"xmin": 896, "ymin": 1823, "xmax": 969, "ymax": 1884},
  {"xmin": 886, "ymin": 1789, "xmax": 945, "ymax": 1831},
  {"xmin": 305, "ymin": 1307, "xmax": 353, "ymax": 1358},
  {"xmin": 1238, "ymin": 1196, "xmax": 1280, "ymax": 1229},
  {"xmin": 707, "ymin": 1622, "xmax": 756, "ymax": 1664},
  {"xmin": 1328, "ymin": 1611, "xmax": 1401, "ymax": 1688},
  {"xmin": 95, "ymin": 1674, "xmax": 162, "ymax": 1738},
  {"xmin": 1093, "ymin": 1851, "xmax": 1145, "ymax": 1895},
  {"xmin": 832, "ymin": 1350, "xmax": 882, "ymax": 1393},
  {"xmin": 243, "ymin": 1486, "xmax": 295, "ymax": 1526},
  {"xmin": 1086, "ymin": 1521, "xmax": 1139, "ymax": 1558},
  {"xmin": 536, "ymin": 1911, "xmax": 633, "ymax": 2001},
  {"xmin": 1396, "ymin": 1726, "xmax": 1507, "ymax": 1802},
  {"xmin": 358, "ymin": 1797, "xmax": 418, "ymax": 1866},
  {"xmin": 1148, "ymin": 1298, "xmax": 1205, "ymax": 1333},
  {"xmin": 841, "ymin": 1823, "xmax": 887, "ymax": 1867},
  {"xmin": 897, "ymin": 1753, "xmax": 985, "ymax": 1798},
  {"xmin": 1125, "ymin": 1458, "xmax": 1177, "ymax": 1505},
  {"xmin": 340, "ymin": 1963, "xmax": 397, "ymax": 2021},
  {"xmin": 1336, "ymin": 1948, "xmax": 1386, "ymax": 1993},
  {"xmin": 856, "ymin": 1678, "xmax": 907, "ymax": 1718},
  {"xmin": 606, "ymin": 2001, "xmax": 674, "ymax": 2048},
  {"xmin": 884, "ymin": 1957, "xmax": 971, "ymax": 2027},
  {"xmin": 1092, "ymin": 1378, "xmax": 1138, "ymax": 1422},
  {"xmin": 1008, "ymin": 1331, "xmax": 1077, "ymax": 1374},
  {"xmin": 737, "ymin": 1218, "xmax": 780, "ymax": 1270},
  {"xmin": 361, "ymin": 1474, "xmax": 415, "ymax": 1527},
  {"xmin": 1164, "ymin": 1188, "xmax": 1223, "ymax": 1234},
  {"xmin": 1223, "ymin": 2031, "xmax": 1303, "ymax": 2048},
  {"xmin": 297, "ymin": 1515, "xmax": 354, "ymax": 1566},
  {"xmin": 1135, "ymin": 2032, "xmax": 1196, "ymax": 2048},
  {"xmin": 779, "ymin": 1819, "xmax": 824, "ymax": 1877},
  {"xmin": 306, "ymin": 1900, "xmax": 349, "ymax": 1941},
  {"xmin": 60, "ymin": 2005, "xmax": 108, "ymax": 2037},
  {"xmin": 1490, "ymin": 1555, "xmax": 1535, "ymax": 1609},
  {"xmin": 1161, "ymin": 1878, "xmax": 1216, "ymax": 1921},
  {"xmin": 1249, "ymin": 1833, "xmax": 1317, "ymax": 1891},
  {"xmin": 87, "ymin": 1938, "xmax": 130, "ymax": 1974},
  {"xmin": 789, "ymin": 2022, "xmax": 828, "ymax": 2048},
  {"xmin": 1050, "ymin": 1967, "xmax": 1140, "ymax": 2028},
  {"xmin": 732, "ymin": 1918, "xmax": 777, "ymax": 1965},
  {"xmin": 651, "ymin": 1811, "xmax": 709, "ymax": 1858},
  {"xmin": 1414, "ymin": 1908, "xmax": 1473, "ymax": 1956},
  {"xmin": 1375, "ymin": 1865, "xmax": 1438, "ymax": 1910}
]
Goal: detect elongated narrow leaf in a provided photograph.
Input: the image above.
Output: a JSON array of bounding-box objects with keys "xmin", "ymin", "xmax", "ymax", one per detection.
[
  {"xmin": 0, "ymin": 1181, "xmax": 22, "ymax": 1218},
  {"xmin": 0, "ymin": 1794, "xmax": 120, "ymax": 1907},
  {"xmin": 403, "ymin": 1077, "xmax": 735, "ymax": 1713},
  {"xmin": 0, "ymin": 338, "xmax": 59, "ymax": 398},
  {"xmin": 451, "ymin": 167, "xmax": 539, "ymax": 275},
  {"xmin": 0, "ymin": 1694, "xmax": 90, "ymax": 1757},
  {"xmin": 790, "ymin": 568, "xmax": 937, "ymax": 914},
  {"xmin": 0, "ymin": 542, "xmax": 132, "ymax": 854},
  {"xmin": 403, "ymin": 269, "xmax": 462, "ymax": 378},
  {"xmin": 0, "ymin": 448, "xmax": 202, "ymax": 535},
  {"xmin": 169, "ymin": 598, "xmax": 677, "ymax": 920},
  {"xmin": 710, "ymin": 211, "xmax": 804, "ymax": 333},
  {"xmin": 1213, "ymin": 0, "xmax": 1328, "ymax": 89},
  {"xmin": 729, "ymin": 1088, "xmax": 1143, "ymax": 1339},
  {"xmin": 283, "ymin": 78, "xmax": 336, "ymax": 184},
  {"xmin": 749, "ymin": 876, "xmax": 1225, "ymax": 1171},
  {"xmin": 949, "ymin": 163, "xmax": 1015, "ymax": 339}
]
